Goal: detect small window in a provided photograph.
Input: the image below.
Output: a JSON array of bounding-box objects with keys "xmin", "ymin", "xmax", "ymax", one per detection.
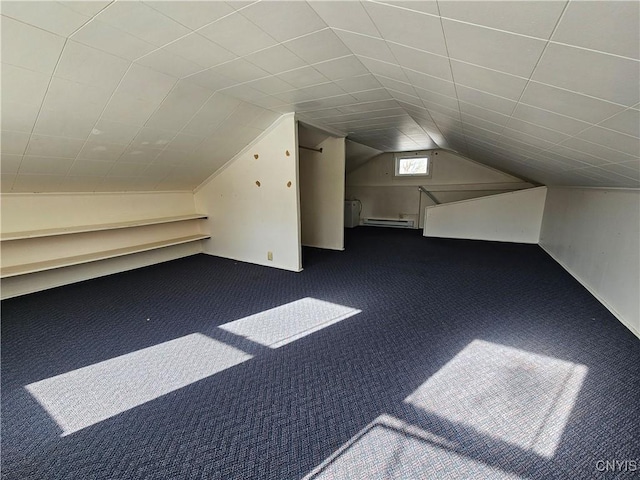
[{"xmin": 395, "ymin": 154, "xmax": 430, "ymax": 177}]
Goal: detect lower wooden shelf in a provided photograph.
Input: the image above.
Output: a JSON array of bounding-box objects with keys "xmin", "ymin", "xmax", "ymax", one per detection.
[{"xmin": 0, "ymin": 234, "xmax": 210, "ymax": 278}]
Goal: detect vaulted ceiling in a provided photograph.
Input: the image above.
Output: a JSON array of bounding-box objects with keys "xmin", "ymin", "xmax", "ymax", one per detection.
[{"xmin": 1, "ymin": 1, "xmax": 638, "ymax": 192}]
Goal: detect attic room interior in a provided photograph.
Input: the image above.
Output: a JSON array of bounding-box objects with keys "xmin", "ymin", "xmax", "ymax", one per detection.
[{"xmin": 1, "ymin": 0, "xmax": 638, "ymax": 478}]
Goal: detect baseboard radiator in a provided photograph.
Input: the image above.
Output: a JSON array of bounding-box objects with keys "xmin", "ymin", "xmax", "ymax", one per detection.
[{"xmin": 362, "ymin": 218, "xmax": 415, "ymax": 228}]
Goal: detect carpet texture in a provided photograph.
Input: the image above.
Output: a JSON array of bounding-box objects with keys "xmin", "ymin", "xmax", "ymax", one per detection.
[{"xmin": 2, "ymin": 227, "xmax": 638, "ymax": 479}]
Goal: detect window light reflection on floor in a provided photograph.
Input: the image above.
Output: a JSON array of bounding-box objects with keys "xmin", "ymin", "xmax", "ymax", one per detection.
[
  {"xmin": 25, "ymin": 297, "xmax": 361, "ymax": 436},
  {"xmin": 404, "ymin": 340, "xmax": 588, "ymax": 458},
  {"xmin": 305, "ymin": 414, "xmax": 520, "ymax": 480},
  {"xmin": 219, "ymin": 297, "xmax": 362, "ymax": 348}
]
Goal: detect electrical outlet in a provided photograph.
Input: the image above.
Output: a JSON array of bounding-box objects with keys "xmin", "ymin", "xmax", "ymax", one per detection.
[{"xmin": 267, "ymin": 251, "xmax": 273, "ymax": 261}]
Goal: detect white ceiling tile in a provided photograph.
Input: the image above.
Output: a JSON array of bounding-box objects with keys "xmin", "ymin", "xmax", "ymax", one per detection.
[
  {"xmin": 1, "ymin": 101, "xmax": 40, "ymax": 133},
  {"xmin": 552, "ymin": 1, "xmax": 639, "ymax": 59},
  {"xmin": 144, "ymin": 1, "xmax": 235, "ymax": 30},
  {"xmin": 101, "ymin": 92, "xmax": 163, "ymax": 127},
  {"xmin": 520, "ymin": 82, "xmax": 627, "ymax": 125},
  {"xmin": 500, "ymin": 129, "xmax": 556, "ymax": 150},
  {"xmin": 455, "ymin": 85, "xmax": 517, "ymax": 116},
  {"xmin": 1, "ymin": 16, "xmax": 65, "ymax": 75},
  {"xmin": 359, "ymin": 57, "xmax": 407, "ymax": 82},
  {"xmin": 71, "ymin": 20, "xmax": 157, "ymax": 61},
  {"xmin": 43, "ymin": 77, "xmax": 113, "ymax": 117},
  {"xmin": 145, "ymin": 80, "xmax": 214, "ymax": 132},
  {"xmin": 275, "ymin": 82, "xmax": 345, "ymax": 104},
  {"xmin": 240, "ymin": 1, "xmax": 326, "ymax": 42},
  {"xmin": 218, "ymin": 84, "xmax": 265, "ymax": 102},
  {"xmin": 119, "ymin": 146, "xmax": 163, "ymax": 164},
  {"xmin": 387, "ymin": 90, "xmax": 423, "ymax": 108},
  {"xmin": 56, "ymin": 41, "xmax": 130, "ymax": 91},
  {"xmin": 183, "ymin": 68, "xmax": 237, "ymax": 91},
  {"xmin": 442, "ymin": 19, "xmax": 546, "ymax": 77},
  {"xmin": 130, "ymin": 127, "xmax": 177, "ymax": 149},
  {"xmin": 19, "ymin": 155, "xmax": 74, "ymax": 175},
  {"xmin": 450, "ymin": 60, "xmax": 527, "ymax": 100},
  {"xmin": 350, "ymin": 89, "xmax": 393, "ymax": 103},
  {"xmin": 462, "ymin": 124, "xmax": 502, "ymax": 142},
  {"xmin": 108, "ymin": 161, "xmax": 152, "ymax": 175},
  {"xmin": 77, "ymin": 140, "xmax": 128, "ymax": 161},
  {"xmin": 333, "ymin": 29, "xmax": 396, "ymax": 63},
  {"xmin": 34, "ymin": 108, "xmax": 100, "ymax": 138},
  {"xmin": 1, "ymin": 173, "xmax": 17, "ymax": 191},
  {"xmin": 1, "ymin": 131, "xmax": 30, "ymax": 155},
  {"xmin": 381, "ymin": 1, "xmax": 439, "ymax": 16},
  {"xmin": 210, "ymin": 58, "xmax": 269, "ymax": 83},
  {"xmin": 375, "ymin": 76, "xmax": 415, "ymax": 96},
  {"xmin": 163, "ymin": 33, "xmax": 237, "ymax": 69},
  {"xmin": 403, "ymin": 69, "xmax": 456, "ymax": 98},
  {"xmin": 547, "ymin": 144, "xmax": 614, "ymax": 167},
  {"xmin": 387, "ymin": 43, "xmax": 453, "ymax": 81},
  {"xmin": 510, "ymin": 103, "xmax": 591, "ymax": 136},
  {"xmin": 276, "ymin": 66, "xmax": 329, "ymax": 88},
  {"xmin": 90, "ymin": 119, "xmax": 142, "ymax": 145},
  {"xmin": 136, "ymin": 48, "xmax": 203, "ymax": 78},
  {"xmin": 58, "ymin": 1, "xmax": 111, "ymax": 17},
  {"xmin": 335, "ymin": 74, "xmax": 382, "ymax": 93},
  {"xmin": 96, "ymin": 1, "xmax": 191, "ymax": 47},
  {"xmin": 363, "ymin": 2, "xmax": 447, "ymax": 56},
  {"xmin": 439, "ymin": 1, "xmax": 565, "ymax": 39},
  {"xmin": 164, "ymin": 133, "xmax": 206, "ymax": 153},
  {"xmin": 504, "ymin": 118, "xmax": 570, "ymax": 144},
  {"xmin": 308, "ymin": 1, "xmax": 379, "ymax": 37},
  {"xmin": 153, "ymin": 150, "xmax": 188, "ymax": 165},
  {"xmin": 458, "ymin": 102, "xmax": 512, "ymax": 126},
  {"xmin": 0, "ymin": 154, "xmax": 22, "ymax": 174},
  {"xmin": 313, "ymin": 56, "xmax": 369, "ymax": 80},
  {"xmin": 574, "ymin": 127, "xmax": 640, "ymax": 157},
  {"xmin": 1, "ymin": 1, "xmax": 90, "ymax": 36},
  {"xmin": 68, "ymin": 158, "xmax": 115, "ymax": 176},
  {"xmin": 284, "ymin": 29, "xmax": 351, "ymax": 64},
  {"xmin": 198, "ymin": 12, "xmax": 278, "ymax": 56},
  {"xmin": 116, "ymin": 64, "xmax": 177, "ymax": 103},
  {"xmin": 601, "ymin": 161, "xmax": 640, "ymax": 180},
  {"xmin": 25, "ymin": 134, "xmax": 85, "ymax": 158},
  {"xmin": 598, "ymin": 109, "xmax": 640, "ymax": 138},
  {"xmin": 243, "ymin": 76, "xmax": 295, "ymax": 95},
  {"xmin": 460, "ymin": 114, "xmax": 504, "ymax": 134},
  {"xmin": 1, "ymin": 63, "xmax": 51, "ymax": 107},
  {"xmin": 415, "ymin": 88, "xmax": 459, "ymax": 111},
  {"xmin": 245, "ymin": 45, "xmax": 306, "ymax": 75},
  {"xmin": 532, "ymin": 43, "xmax": 639, "ymax": 106}
]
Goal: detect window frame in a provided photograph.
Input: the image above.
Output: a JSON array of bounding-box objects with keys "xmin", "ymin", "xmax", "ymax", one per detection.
[{"xmin": 394, "ymin": 153, "xmax": 432, "ymax": 178}]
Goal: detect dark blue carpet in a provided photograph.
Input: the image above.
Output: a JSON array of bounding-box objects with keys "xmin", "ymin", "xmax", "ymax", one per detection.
[{"xmin": 2, "ymin": 227, "xmax": 638, "ymax": 479}]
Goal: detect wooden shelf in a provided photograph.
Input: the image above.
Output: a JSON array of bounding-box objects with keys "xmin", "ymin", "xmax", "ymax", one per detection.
[
  {"xmin": 0, "ymin": 234, "xmax": 210, "ymax": 278},
  {"xmin": 1, "ymin": 214, "xmax": 207, "ymax": 241}
]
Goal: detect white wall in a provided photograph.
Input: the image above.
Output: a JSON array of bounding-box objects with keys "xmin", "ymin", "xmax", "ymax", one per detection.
[
  {"xmin": 346, "ymin": 150, "xmax": 533, "ymax": 227},
  {"xmin": 299, "ymin": 135, "xmax": 345, "ymax": 250},
  {"xmin": 194, "ymin": 114, "xmax": 302, "ymax": 272},
  {"xmin": 540, "ymin": 187, "xmax": 640, "ymax": 337},
  {"xmin": 1, "ymin": 191, "xmax": 202, "ymax": 298},
  {"xmin": 424, "ymin": 187, "xmax": 547, "ymax": 244},
  {"xmin": 1, "ymin": 191, "xmax": 196, "ymax": 231}
]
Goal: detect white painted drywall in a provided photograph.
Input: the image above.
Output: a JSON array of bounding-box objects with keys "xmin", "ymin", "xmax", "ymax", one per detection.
[
  {"xmin": 423, "ymin": 187, "xmax": 547, "ymax": 244},
  {"xmin": 540, "ymin": 187, "xmax": 640, "ymax": 337},
  {"xmin": 345, "ymin": 150, "xmax": 533, "ymax": 227},
  {"xmin": 194, "ymin": 114, "xmax": 302, "ymax": 272},
  {"xmin": 1, "ymin": 191, "xmax": 196, "ymax": 232},
  {"xmin": 299, "ymin": 134, "xmax": 345, "ymax": 250},
  {"xmin": 0, "ymin": 191, "xmax": 203, "ymax": 298}
]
